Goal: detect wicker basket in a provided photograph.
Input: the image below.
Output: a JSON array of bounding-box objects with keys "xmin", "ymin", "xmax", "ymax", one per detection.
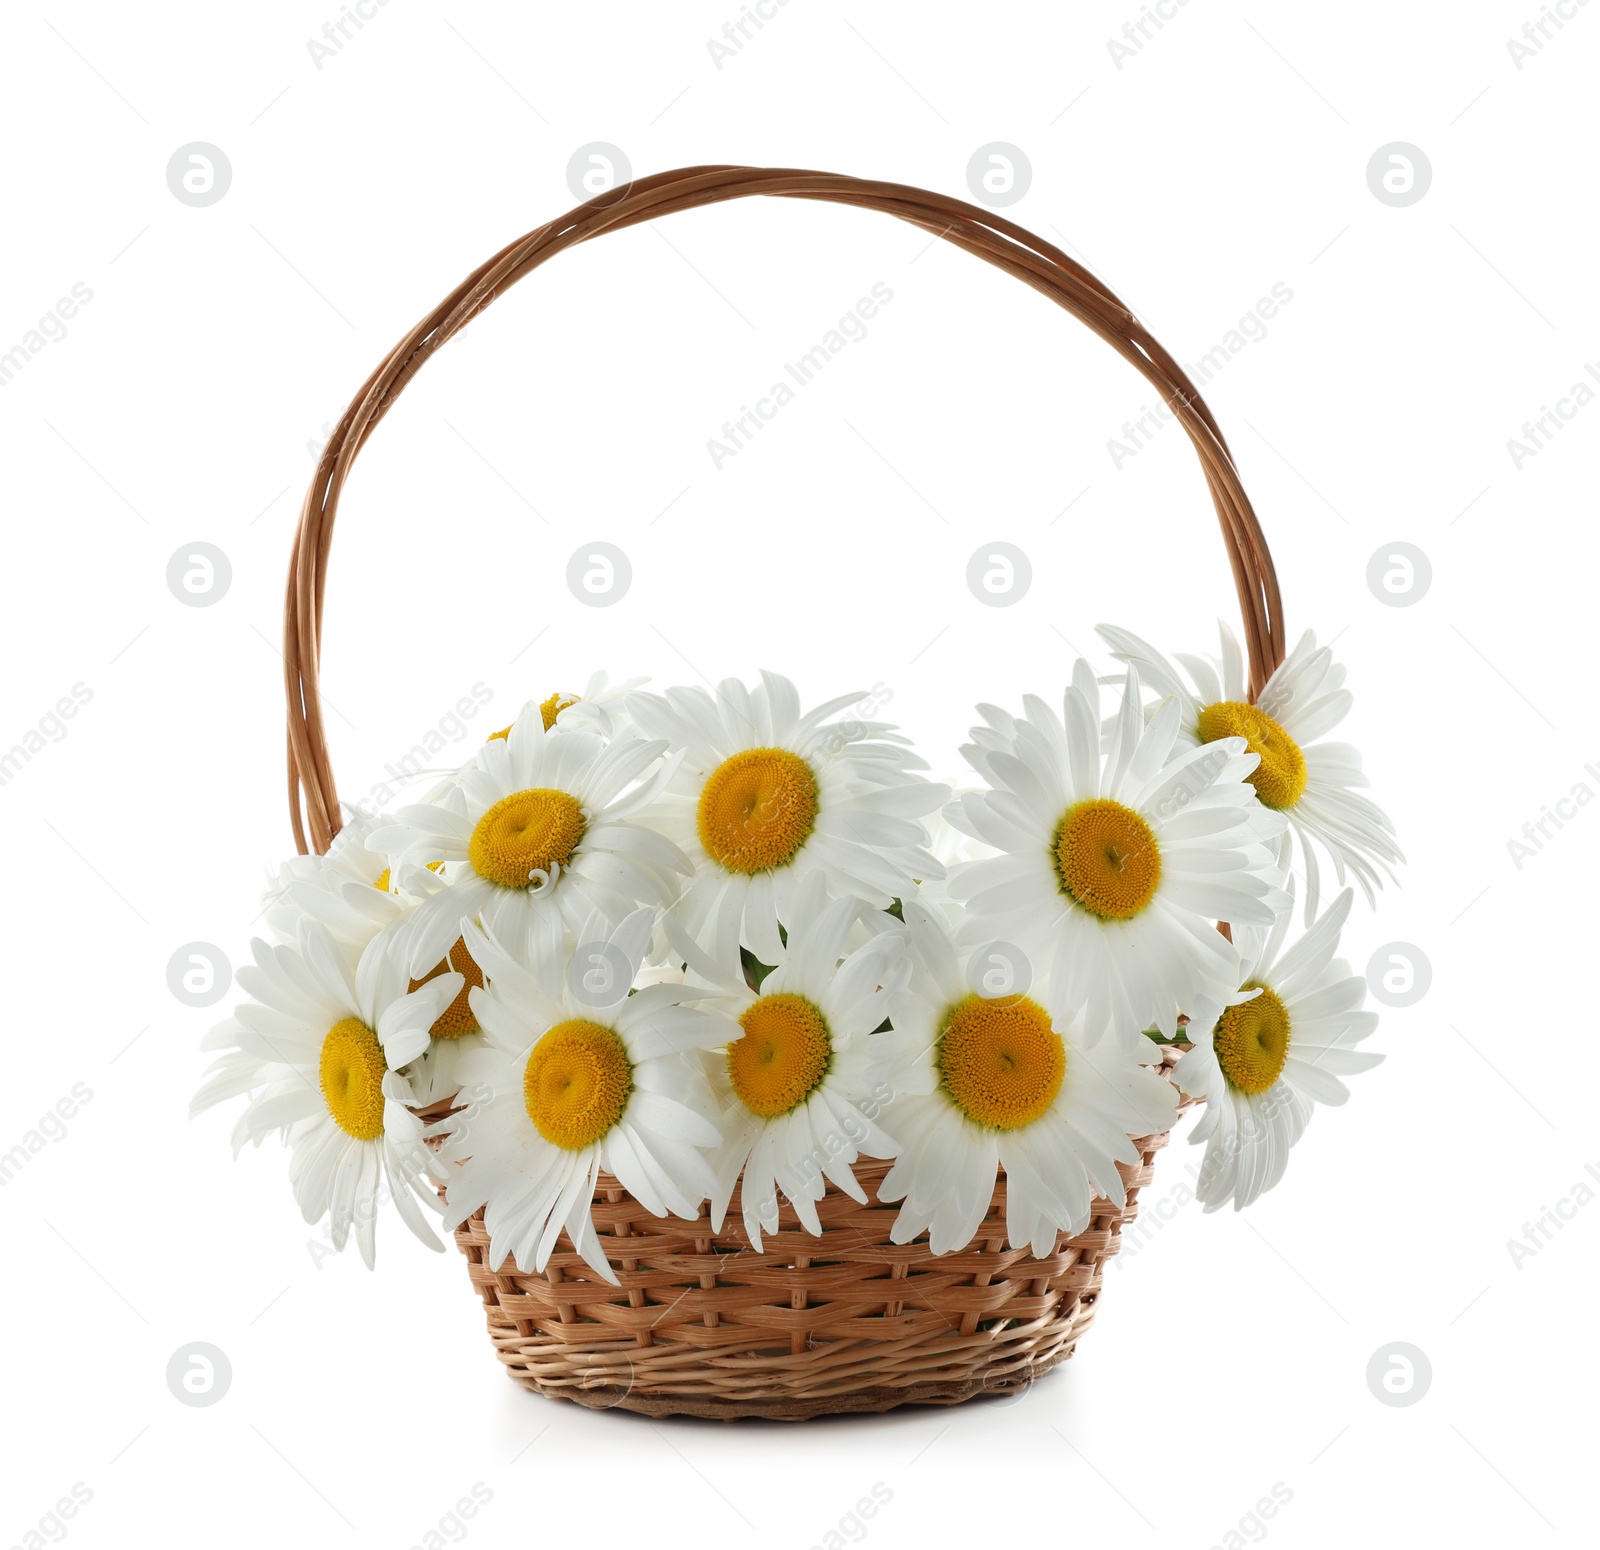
[
  {"xmin": 280, "ymin": 166, "xmax": 1284, "ymax": 1420},
  {"xmin": 450, "ymin": 1056, "xmax": 1189, "ymax": 1420}
]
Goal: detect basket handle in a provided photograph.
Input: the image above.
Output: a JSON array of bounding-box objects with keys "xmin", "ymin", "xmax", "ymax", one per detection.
[{"xmin": 284, "ymin": 164, "xmax": 1284, "ymax": 855}]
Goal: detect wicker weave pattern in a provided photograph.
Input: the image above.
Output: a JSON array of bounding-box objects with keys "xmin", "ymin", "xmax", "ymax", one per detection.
[{"xmin": 451, "ymin": 1114, "xmax": 1180, "ymax": 1420}]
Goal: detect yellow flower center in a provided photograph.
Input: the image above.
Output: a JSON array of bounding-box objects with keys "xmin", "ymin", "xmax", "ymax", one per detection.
[
  {"xmin": 469, "ymin": 788, "xmax": 587, "ymax": 889},
  {"xmin": 541, "ymin": 691, "xmax": 577, "ymax": 729},
  {"xmin": 409, "ymin": 936, "xmax": 485, "ymax": 1040},
  {"xmin": 697, "ymin": 747, "xmax": 819, "ymax": 874},
  {"xmin": 522, "ymin": 1019, "xmax": 633, "ymax": 1150},
  {"xmin": 1212, "ymin": 984, "xmax": 1292, "ymax": 1094},
  {"xmin": 726, "ymin": 992, "xmax": 832, "ymax": 1117},
  {"xmin": 1052, "ymin": 799, "xmax": 1162, "ymax": 920},
  {"xmin": 487, "ymin": 692, "xmax": 578, "ymax": 742},
  {"xmin": 319, "ymin": 1017, "xmax": 387, "ymax": 1140},
  {"xmin": 372, "ymin": 859, "xmax": 442, "ymax": 893},
  {"xmin": 936, "ymin": 993, "xmax": 1065, "ymax": 1132},
  {"xmin": 1195, "ymin": 701, "xmax": 1307, "ymax": 810}
]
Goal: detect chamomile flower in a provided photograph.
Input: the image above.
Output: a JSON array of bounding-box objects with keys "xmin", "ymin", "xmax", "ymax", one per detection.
[
  {"xmin": 262, "ymin": 808, "xmax": 410, "ymax": 958},
  {"xmin": 486, "ymin": 673, "xmax": 649, "ymax": 742},
  {"xmin": 393, "ymin": 925, "xmax": 489, "ymax": 1109},
  {"xmin": 435, "ymin": 910, "xmax": 724, "ymax": 1285},
  {"xmin": 912, "ymin": 780, "xmax": 1000, "ymax": 913},
  {"xmin": 263, "ymin": 814, "xmax": 474, "ymax": 1101},
  {"xmin": 1097, "ymin": 621, "xmax": 1401, "ymax": 919},
  {"xmin": 667, "ymin": 871, "xmax": 903, "ymax": 1249},
  {"xmin": 190, "ymin": 918, "xmax": 462, "ymax": 1266},
  {"xmin": 625, "ymin": 671, "xmax": 949, "ymax": 966},
  {"xmin": 1177, "ymin": 887, "xmax": 1382, "ymax": 1211},
  {"xmin": 947, "ymin": 660, "xmax": 1289, "ymax": 1046},
  {"xmin": 370, "ymin": 701, "xmax": 687, "ymax": 991},
  {"xmin": 876, "ymin": 898, "xmax": 1177, "ymax": 1257}
]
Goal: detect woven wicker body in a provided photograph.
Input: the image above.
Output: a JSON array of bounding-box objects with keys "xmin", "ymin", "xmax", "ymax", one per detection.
[{"xmin": 451, "ymin": 1115, "xmax": 1178, "ymax": 1420}]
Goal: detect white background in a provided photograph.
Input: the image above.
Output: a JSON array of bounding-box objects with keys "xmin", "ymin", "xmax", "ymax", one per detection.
[{"xmin": 2, "ymin": 2, "xmax": 1595, "ymax": 1546}]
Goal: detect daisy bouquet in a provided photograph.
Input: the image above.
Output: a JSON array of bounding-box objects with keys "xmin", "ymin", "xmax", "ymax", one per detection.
[
  {"xmin": 198, "ymin": 653, "xmax": 1395, "ymax": 1348},
  {"xmin": 201, "ymin": 164, "xmax": 1403, "ymax": 1416}
]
